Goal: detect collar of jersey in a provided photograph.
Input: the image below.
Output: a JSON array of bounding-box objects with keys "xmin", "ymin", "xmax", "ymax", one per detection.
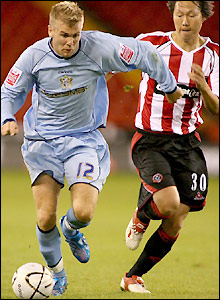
[{"xmin": 48, "ymin": 38, "xmax": 81, "ymax": 60}]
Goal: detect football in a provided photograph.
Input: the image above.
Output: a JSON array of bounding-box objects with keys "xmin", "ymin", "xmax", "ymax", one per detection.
[{"xmin": 12, "ymin": 262, "xmax": 54, "ymax": 299}]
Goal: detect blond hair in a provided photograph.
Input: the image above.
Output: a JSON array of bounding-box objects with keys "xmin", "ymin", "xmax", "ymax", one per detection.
[{"xmin": 49, "ymin": 1, "xmax": 84, "ymax": 27}]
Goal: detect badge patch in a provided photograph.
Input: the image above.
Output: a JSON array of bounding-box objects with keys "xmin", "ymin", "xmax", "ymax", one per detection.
[
  {"xmin": 194, "ymin": 192, "xmax": 205, "ymax": 201},
  {"xmin": 119, "ymin": 43, "xmax": 134, "ymax": 64},
  {"xmin": 6, "ymin": 67, "xmax": 22, "ymax": 87},
  {"xmin": 60, "ymin": 76, "xmax": 73, "ymax": 89},
  {"xmin": 152, "ymin": 173, "xmax": 163, "ymax": 183}
]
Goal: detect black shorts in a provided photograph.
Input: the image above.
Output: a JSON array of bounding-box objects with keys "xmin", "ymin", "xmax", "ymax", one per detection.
[{"xmin": 131, "ymin": 130, "xmax": 208, "ymax": 212}]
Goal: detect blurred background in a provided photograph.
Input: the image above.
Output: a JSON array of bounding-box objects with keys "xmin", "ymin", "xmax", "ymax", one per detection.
[{"xmin": 1, "ymin": 1, "xmax": 219, "ymax": 175}]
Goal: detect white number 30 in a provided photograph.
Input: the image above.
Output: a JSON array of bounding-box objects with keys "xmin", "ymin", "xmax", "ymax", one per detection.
[{"xmin": 191, "ymin": 173, "xmax": 207, "ymax": 191}]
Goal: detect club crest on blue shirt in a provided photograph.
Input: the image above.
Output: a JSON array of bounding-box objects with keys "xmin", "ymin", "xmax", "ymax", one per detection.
[{"xmin": 60, "ymin": 76, "xmax": 73, "ymax": 89}]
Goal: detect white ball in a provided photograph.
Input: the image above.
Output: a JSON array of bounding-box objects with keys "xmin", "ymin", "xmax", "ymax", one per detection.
[{"xmin": 12, "ymin": 262, "xmax": 54, "ymax": 299}]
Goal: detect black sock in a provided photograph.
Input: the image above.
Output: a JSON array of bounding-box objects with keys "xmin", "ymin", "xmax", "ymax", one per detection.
[
  {"xmin": 137, "ymin": 209, "xmax": 151, "ymax": 224},
  {"xmin": 126, "ymin": 225, "xmax": 179, "ymax": 277},
  {"xmin": 138, "ymin": 198, "xmax": 171, "ymax": 224}
]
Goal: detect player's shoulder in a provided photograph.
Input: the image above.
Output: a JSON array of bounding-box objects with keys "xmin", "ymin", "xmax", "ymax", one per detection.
[
  {"xmin": 13, "ymin": 37, "xmax": 51, "ymax": 71},
  {"xmin": 27, "ymin": 37, "xmax": 51, "ymax": 53},
  {"xmin": 81, "ymin": 30, "xmax": 121, "ymax": 56},
  {"xmin": 136, "ymin": 31, "xmax": 171, "ymax": 45},
  {"xmin": 81, "ymin": 30, "xmax": 116, "ymax": 42},
  {"xmin": 21, "ymin": 37, "xmax": 51, "ymax": 60},
  {"xmin": 205, "ymin": 37, "xmax": 219, "ymax": 56}
]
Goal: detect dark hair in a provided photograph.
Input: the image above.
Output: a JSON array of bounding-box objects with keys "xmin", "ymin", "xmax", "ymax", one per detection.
[{"xmin": 167, "ymin": 1, "xmax": 215, "ymax": 19}]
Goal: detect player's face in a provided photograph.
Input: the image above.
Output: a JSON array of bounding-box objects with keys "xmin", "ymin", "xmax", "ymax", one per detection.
[
  {"xmin": 173, "ymin": 1, "xmax": 204, "ymax": 43},
  {"xmin": 48, "ymin": 18, "xmax": 84, "ymax": 58}
]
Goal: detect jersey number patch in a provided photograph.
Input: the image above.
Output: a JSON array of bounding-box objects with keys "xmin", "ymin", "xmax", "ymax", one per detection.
[{"xmin": 77, "ymin": 162, "xmax": 94, "ymax": 180}]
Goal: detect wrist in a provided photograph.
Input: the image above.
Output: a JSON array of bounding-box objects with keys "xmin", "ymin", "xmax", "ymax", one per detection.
[
  {"xmin": 165, "ymin": 86, "xmax": 177, "ymax": 94},
  {"xmin": 2, "ymin": 118, "xmax": 16, "ymax": 125}
]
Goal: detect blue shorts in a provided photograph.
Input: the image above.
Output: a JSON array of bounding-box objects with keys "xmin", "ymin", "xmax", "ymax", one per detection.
[{"xmin": 21, "ymin": 130, "xmax": 110, "ymax": 192}]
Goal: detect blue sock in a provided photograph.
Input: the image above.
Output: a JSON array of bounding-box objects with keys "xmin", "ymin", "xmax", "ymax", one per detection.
[
  {"xmin": 52, "ymin": 268, "xmax": 66, "ymax": 278},
  {"xmin": 62, "ymin": 208, "xmax": 90, "ymax": 237},
  {"xmin": 36, "ymin": 225, "xmax": 63, "ymax": 269}
]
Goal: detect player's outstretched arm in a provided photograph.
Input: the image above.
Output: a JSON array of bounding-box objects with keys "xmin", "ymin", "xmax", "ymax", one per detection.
[
  {"xmin": 165, "ymin": 87, "xmax": 184, "ymax": 104},
  {"xmin": 188, "ymin": 64, "xmax": 219, "ymax": 115},
  {"xmin": 1, "ymin": 121, "xmax": 19, "ymax": 136}
]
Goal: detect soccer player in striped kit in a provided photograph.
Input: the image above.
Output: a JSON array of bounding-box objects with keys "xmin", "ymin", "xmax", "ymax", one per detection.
[{"xmin": 120, "ymin": 1, "xmax": 219, "ymax": 293}]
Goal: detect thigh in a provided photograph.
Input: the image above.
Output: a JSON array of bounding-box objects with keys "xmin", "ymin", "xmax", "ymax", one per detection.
[
  {"xmin": 70, "ymin": 183, "xmax": 99, "ymax": 222},
  {"xmin": 32, "ymin": 173, "xmax": 61, "ymax": 229},
  {"xmin": 134, "ymin": 149, "xmax": 176, "ymax": 189},
  {"xmin": 64, "ymin": 131, "xmax": 110, "ymax": 192},
  {"xmin": 21, "ymin": 138, "xmax": 65, "ymax": 187},
  {"xmin": 65, "ymin": 149, "xmax": 100, "ymax": 189},
  {"xmin": 161, "ymin": 203, "xmax": 190, "ymax": 237},
  {"xmin": 133, "ymin": 148, "xmax": 176, "ymax": 209},
  {"xmin": 174, "ymin": 148, "xmax": 208, "ymax": 211}
]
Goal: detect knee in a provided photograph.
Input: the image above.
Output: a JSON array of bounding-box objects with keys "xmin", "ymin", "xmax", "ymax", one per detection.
[
  {"xmin": 153, "ymin": 186, "xmax": 180, "ymax": 218},
  {"xmin": 37, "ymin": 210, "xmax": 56, "ymax": 231},
  {"xmin": 156, "ymin": 196, "xmax": 180, "ymax": 218},
  {"xmin": 73, "ymin": 205, "xmax": 94, "ymax": 224},
  {"xmin": 159, "ymin": 200, "xmax": 180, "ymax": 217}
]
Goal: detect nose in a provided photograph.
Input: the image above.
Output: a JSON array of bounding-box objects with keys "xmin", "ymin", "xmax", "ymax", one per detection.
[
  {"xmin": 66, "ymin": 37, "xmax": 74, "ymax": 46},
  {"xmin": 182, "ymin": 15, "xmax": 189, "ymax": 26}
]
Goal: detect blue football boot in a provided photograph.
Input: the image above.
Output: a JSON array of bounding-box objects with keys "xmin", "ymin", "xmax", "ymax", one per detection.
[
  {"xmin": 60, "ymin": 216, "xmax": 90, "ymax": 263},
  {"xmin": 52, "ymin": 275, "xmax": 68, "ymax": 296}
]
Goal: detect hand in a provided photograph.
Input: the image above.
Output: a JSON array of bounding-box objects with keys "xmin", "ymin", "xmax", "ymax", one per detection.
[
  {"xmin": 1, "ymin": 121, "xmax": 19, "ymax": 136},
  {"xmin": 105, "ymin": 72, "xmax": 115, "ymax": 82},
  {"xmin": 165, "ymin": 87, "xmax": 184, "ymax": 104},
  {"xmin": 188, "ymin": 64, "xmax": 207, "ymax": 91}
]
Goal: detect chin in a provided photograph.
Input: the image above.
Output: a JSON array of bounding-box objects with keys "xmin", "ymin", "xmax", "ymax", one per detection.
[{"xmin": 62, "ymin": 53, "xmax": 72, "ymax": 59}]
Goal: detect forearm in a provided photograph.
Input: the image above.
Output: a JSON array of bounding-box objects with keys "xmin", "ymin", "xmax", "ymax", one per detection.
[
  {"xmin": 200, "ymin": 84, "xmax": 219, "ymax": 115},
  {"xmin": 188, "ymin": 63, "xmax": 219, "ymax": 115},
  {"xmin": 1, "ymin": 100, "xmax": 16, "ymax": 126},
  {"xmin": 137, "ymin": 41, "xmax": 177, "ymax": 93}
]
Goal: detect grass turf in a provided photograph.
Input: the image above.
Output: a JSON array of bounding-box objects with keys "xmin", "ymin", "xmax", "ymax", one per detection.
[{"xmin": 1, "ymin": 169, "xmax": 219, "ymax": 299}]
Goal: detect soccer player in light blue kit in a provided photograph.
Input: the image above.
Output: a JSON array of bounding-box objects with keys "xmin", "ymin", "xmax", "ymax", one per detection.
[{"xmin": 1, "ymin": 1, "xmax": 183, "ymax": 296}]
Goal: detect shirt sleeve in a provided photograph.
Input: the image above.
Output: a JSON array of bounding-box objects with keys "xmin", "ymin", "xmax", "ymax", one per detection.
[
  {"xmin": 97, "ymin": 32, "xmax": 177, "ymax": 94},
  {"xmin": 208, "ymin": 51, "xmax": 219, "ymax": 98},
  {"xmin": 1, "ymin": 47, "xmax": 34, "ymax": 126}
]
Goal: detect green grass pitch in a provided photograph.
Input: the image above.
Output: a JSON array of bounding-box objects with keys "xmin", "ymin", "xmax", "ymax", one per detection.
[{"xmin": 1, "ymin": 169, "xmax": 219, "ymax": 299}]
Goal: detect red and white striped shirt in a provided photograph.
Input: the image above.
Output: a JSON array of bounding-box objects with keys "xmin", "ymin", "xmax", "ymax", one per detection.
[{"xmin": 135, "ymin": 31, "xmax": 219, "ymax": 135}]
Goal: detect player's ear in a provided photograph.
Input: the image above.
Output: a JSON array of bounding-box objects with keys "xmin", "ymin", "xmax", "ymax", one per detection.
[
  {"xmin": 48, "ymin": 25, "xmax": 53, "ymax": 38},
  {"xmin": 202, "ymin": 16, "xmax": 207, "ymax": 23},
  {"xmin": 81, "ymin": 16, "xmax": 84, "ymax": 30}
]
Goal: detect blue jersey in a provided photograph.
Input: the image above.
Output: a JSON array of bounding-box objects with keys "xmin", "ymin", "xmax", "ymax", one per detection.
[{"xmin": 1, "ymin": 30, "xmax": 177, "ymax": 140}]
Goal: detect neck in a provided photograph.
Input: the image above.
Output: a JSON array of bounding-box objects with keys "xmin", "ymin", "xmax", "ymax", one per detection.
[{"xmin": 172, "ymin": 32, "xmax": 205, "ymax": 52}]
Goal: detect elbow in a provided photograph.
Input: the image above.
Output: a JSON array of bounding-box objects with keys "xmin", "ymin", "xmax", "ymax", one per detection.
[
  {"xmin": 206, "ymin": 104, "xmax": 219, "ymax": 115},
  {"xmin": 214, "ymin": 104, "xmax": 219, "ymax": 115},
  {"xmin": 204, "ymin": 95, "xmax": 219, "ymax": 115},
  {"xmin": 213, "ymin": 107, "xmax": 219, "ymax": 115}
]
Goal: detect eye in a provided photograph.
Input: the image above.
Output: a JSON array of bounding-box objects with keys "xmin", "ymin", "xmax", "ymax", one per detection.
[
  {"xmin": 61, "ymin": 33, "xmax": 69, "ymax": 38},
  {"xmin": 73, "ymin": 33, "xmax": 80, "ymax": 38}
]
